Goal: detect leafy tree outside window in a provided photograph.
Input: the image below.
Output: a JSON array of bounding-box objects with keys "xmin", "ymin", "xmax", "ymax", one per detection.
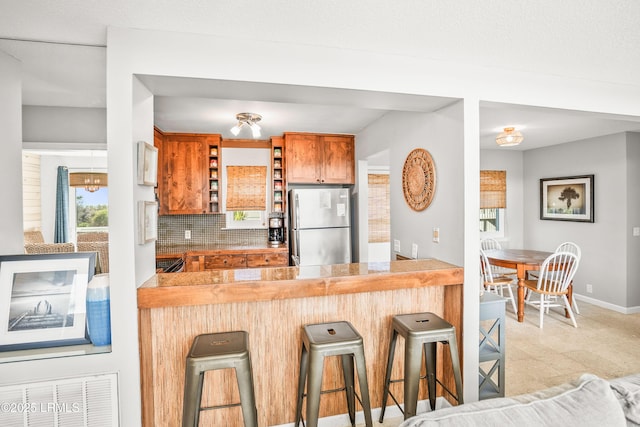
[{"xmin": 76, "ymin": 188, "xmax": 108, "ymax": 229}]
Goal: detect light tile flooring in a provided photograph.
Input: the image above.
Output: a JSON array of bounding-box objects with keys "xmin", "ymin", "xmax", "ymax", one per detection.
[
  {"xmin": 505, "ymin": 299, "xmax": 640, "ymax": 396},
  {"xmin": 340, "ymin": 300, "xmax": 640, "ymax": 427}
]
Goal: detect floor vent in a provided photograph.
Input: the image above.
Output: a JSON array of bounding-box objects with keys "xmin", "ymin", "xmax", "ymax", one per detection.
[{"xmin": 0, "ymin": 373, "xmax": 118, "ymax": 427}]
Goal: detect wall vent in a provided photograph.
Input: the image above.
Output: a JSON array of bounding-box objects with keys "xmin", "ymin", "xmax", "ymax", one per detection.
[{"xmin": 0, "ymin": 373, "xmax": 118, "ymax": 427}]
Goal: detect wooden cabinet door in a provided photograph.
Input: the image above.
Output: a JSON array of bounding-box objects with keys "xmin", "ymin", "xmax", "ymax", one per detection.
[
  {"xmin": 285, "ymin": 133, "xmax": 322, "ymax": 183},
  {"xmin": 246, "ymin": 252, "xmax": 289, "ymax": 268},
  {"xmin": 159, "ymin": 134, "xmax": 216, "ymax": 215},
  {"xmin": 321, "ymin": 135, "xmax": 355, "ymax": 184}
]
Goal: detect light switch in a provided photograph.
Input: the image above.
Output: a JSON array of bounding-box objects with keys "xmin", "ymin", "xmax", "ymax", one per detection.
[
  {"xmin": 411, "ymin": 243, "xmax": 418, "ymax": 259},
  {"xmin": 394, "ymin": 239, "xmax": 401, "ymax": 252}
]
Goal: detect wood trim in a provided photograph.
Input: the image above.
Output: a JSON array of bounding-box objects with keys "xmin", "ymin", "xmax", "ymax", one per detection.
[
  {"xmin": 138, "ymin": 308, "xmax": 154, "ymax": 427},
  {"xmin": 138, "ymin": 264, "xmax": 463, "ymax": 309},
  {"xmin": 221, "ymin": 139, "xmax": 271, "ymax": 149}
]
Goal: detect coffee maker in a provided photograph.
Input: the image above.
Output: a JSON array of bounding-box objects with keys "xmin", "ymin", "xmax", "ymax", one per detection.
[{"xmin": 268, "ymin": 212, "xmax": 285, "ymax": 245}]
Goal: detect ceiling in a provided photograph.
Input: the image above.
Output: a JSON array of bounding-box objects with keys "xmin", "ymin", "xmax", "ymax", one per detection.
[{"xmin": 2, "ymin": 1, "xmax": 640, "ymax": 152}]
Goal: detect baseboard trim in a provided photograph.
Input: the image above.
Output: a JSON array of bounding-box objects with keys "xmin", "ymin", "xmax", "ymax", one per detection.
[{"xmin": 573, "ymin": 293, "xmax": 640, "ymax": 314}]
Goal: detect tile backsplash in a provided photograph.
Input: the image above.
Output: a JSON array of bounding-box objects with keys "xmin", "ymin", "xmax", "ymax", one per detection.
[{"xmin": 157, "ymin": 214, "xmax": 268, "ymax": 247}]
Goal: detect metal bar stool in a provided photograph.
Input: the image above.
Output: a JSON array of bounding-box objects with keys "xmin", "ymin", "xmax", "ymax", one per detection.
[
  {"xmin": 182, "ymin": 331, "xmax": 258, "ymax": 427},
  {"xmin": 295, "ymin": 321, "xmax": 373, "ymax": 427},
  {"xmin": 379, "ymin": 312, "xmax": 463, "ymax": 421}
]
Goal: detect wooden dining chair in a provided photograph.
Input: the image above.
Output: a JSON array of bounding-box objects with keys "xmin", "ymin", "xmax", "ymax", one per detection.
[
  {"xmin": 480, "ymin": 238, "xmax": 517, "ymax": 277},
  {"xmin": 480, "ymin": 249, "xmax": 517, "ymax": 313},
  {"xmin": 523, "ymin": 251, "xmax": 579, "ymax": 329},
  {"xmin": 528, "ymin": 242, "xmax": 582, "ymax": 314}
]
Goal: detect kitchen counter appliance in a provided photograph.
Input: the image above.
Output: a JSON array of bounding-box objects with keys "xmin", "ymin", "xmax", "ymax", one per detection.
[
  {"xmin": 268, "ymin": 212, "xmax": 285, "ymax": 246},
  {"xmin": 289, "ymin": 188, "xmax": 351, "ymax": 266}
]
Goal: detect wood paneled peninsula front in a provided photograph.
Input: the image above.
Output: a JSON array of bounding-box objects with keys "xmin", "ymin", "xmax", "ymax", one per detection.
[{"xmin": 138, "ymin": 259, "xmax": 464, "ymax": 427}]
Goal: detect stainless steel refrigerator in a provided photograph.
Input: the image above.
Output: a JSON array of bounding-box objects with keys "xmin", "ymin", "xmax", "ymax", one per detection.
[{"xmin": 289, "ymin": 188, "xmax": 351, "ymax": 266}]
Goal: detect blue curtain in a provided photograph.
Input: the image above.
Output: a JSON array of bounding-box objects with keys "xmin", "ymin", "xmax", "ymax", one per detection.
[{"xmin": 54, "ymin": 166, "xmax": 70, "ymax": 243}]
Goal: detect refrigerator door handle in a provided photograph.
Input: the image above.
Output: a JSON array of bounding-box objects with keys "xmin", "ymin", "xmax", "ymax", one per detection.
[{"xmin": 294, "ymin": 193, "xmax": 300, "ymax": 230}]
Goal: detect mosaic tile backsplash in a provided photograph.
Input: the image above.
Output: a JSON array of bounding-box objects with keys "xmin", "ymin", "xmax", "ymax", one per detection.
[{"xmin": 157, "ymin": 214, "xmax": 269, "ymax": 247}]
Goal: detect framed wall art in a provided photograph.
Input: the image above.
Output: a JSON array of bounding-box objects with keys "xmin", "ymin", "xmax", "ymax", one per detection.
[
  {"xmin": 0, "ymin": 252, "xmax": 96, "ymax": 351},
  {"xmin": 540, "ymin": 175, "xmax": 594, "ymax": 222},
  {"xmin": 138, "ymin": 200, "xmax": 158, "ymax": 244},
  {"xmin": 137, "ymin": 140, "xmax": 158, "ymax": 186}
]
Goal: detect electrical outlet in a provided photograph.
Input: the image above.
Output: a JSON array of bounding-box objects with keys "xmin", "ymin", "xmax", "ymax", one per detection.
[
  {"xmin": 184, "ymin": 230, "xmax": 191, "ymax": 239},
  {"xmin": 432, "ymin": 227, "xmax": 440, "ymax": 243},
  {"xmin": 393, "ymin": 239, "xmax": 401, "ymax": 252},
  {"xmin": 586, "ymin": 284, "xmax": 593, "ymax": 293},
  {"xmin": 633, "ymin": 227, "xmax": 640, "ymax": 237},
  {"xmin": 411, "ymin": 243, "xmax": 418, "ymax": 259}
]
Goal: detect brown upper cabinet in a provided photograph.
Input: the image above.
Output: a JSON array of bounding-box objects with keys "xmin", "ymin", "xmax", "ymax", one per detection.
[
  {"xmin": 156, "ymin": 130, "xmax": 221, "ymax": 215},
  {"xmin": 284, "ymin": 133, "xmax": 355, "ymax": 184}
]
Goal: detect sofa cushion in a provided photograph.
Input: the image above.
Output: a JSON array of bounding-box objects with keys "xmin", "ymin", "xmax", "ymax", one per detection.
[
  {"xmin": 400, "ymin": 374, "xmax": 626, "ymax": 427},
  {"xmin": 609, "ymin": 373, "xmax": 640, "ymax": 426}
]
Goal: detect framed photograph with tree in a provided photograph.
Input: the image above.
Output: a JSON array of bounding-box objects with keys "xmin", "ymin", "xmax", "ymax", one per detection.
[
  {"xmin": 540, "ymin": 175, "xmax": 594, "ymax": 222},
  {"xmin": 0, "ymin": 252, "xmax": 96, "ymax": 351}
]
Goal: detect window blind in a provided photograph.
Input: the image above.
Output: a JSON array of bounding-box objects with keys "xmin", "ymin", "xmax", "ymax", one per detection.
[
  {"xmin": 480, "ymin": 170, "xmax": 506, "ymax": 209},
  {"xmin": 226, "ymin": 166, "xmax": 267, "ymax": 210},
  {"xmin": 368, "ymin": 174, "xmax": 390, "ymax": 243}
]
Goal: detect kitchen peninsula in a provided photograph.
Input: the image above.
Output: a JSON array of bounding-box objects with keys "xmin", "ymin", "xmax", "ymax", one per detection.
[{"xmin": 137, "ymin": 258, "xmax": 464, "ymax": 426}]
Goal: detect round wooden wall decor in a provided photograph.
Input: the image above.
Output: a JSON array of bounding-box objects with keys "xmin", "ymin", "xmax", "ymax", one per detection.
[{"xmin": 402, "ymin": 148, "xmax": 436, "ymax": 211}]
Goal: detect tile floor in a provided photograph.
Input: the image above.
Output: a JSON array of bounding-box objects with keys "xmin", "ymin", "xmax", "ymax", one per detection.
[
  {"xmin": 339, "ymin": 300, "xmax": 640, "ymax": 427},
  {"xmin": 505, "ymin": 299, "xmax": 640, "ymax": 396}
]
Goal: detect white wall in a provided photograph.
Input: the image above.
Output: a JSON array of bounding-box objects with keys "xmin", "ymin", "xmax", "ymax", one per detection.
[
  {"xmin": 23, "ymin": 106, "xmax": 106, "ymax": 145},
  {"xmin": 626, "ymin": 133, "xmax": 640, "ymax": 307},
  {"xmin": 0, "ymin": 50, "xmax": 24, "ymax": 254},
  {"xmin": 357, "ymin": 105, "xmax": 465, "ymax": 265},
  {"xmin": 523, "ymin": 133, "xmax": 629, "ymax": 308},
  {"xmin": 480, "ymin": 149, "xmax": 524, "ymax": 249}
]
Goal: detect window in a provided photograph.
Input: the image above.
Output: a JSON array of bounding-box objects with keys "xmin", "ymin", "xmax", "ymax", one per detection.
[
  {"xmin": 480, "ymin": 170, "xmax": 506, "ymax": 238},
  {"xmin": 480, "ymin": 208, "xmax": 505, "ymax": 237},
  {"xmin": 75, "ymin": 187, "xmax": 109, "ymax": 230},
  {"xmin": 226, "ymin": 210, "xmax": 266, "ymax": 229}
]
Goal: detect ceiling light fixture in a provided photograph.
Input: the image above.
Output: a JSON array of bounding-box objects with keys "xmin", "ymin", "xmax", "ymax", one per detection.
[
  {"xmin": 230, "ymin": 112, "xmax": 262, "ymax": 138},
  {"xmin": 70, "ymin": 172, "xmax": 108, "ymax": 192},
  {"xmin": 496, "ymin": 127, "xmax": 524, "ymax": 147}
]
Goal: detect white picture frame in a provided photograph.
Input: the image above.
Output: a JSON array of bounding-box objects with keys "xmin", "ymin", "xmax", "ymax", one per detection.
[
  {"xmin": 0, "ymin": 253, "xmax": 96, "ymax": 351},
  {"xmin": 138, "ymin": 201, "xmax": 158, "ymax": 244},
  {"xmin": 137, "ymin": 140, "xmax": 158, "ymax": 186}
]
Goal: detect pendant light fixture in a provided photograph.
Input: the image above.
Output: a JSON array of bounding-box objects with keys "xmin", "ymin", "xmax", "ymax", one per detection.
[
  {"xmin": 496, "ymin": 127, "xmax": 524, "ymax": 147},
  {"xmin": 230, "ymin": 112, "xmax": 262, "ymax": 138},
  {"xmin": 69, "ymin": 151, "xmax": 107, "ymax": 192}
]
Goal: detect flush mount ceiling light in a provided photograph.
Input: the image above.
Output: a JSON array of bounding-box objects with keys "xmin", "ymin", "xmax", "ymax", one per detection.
[
  {"xmin": 230, "ymin": 112, "xmax": 262, "ymax": 138},
  {"xmin": 496, "ymin": 127, "xmax": 524, "ymax": 147}
]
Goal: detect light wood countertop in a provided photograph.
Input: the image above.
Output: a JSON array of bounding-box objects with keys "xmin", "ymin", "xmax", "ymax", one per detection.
[{"xmin": 138, "ymin": 259, "xmax": 463, "ymax": 308}]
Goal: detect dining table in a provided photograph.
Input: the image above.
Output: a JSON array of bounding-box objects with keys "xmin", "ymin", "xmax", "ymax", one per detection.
[{"xmin": 483, "ymin": 248, "xmax": 574, "ymax": 323}]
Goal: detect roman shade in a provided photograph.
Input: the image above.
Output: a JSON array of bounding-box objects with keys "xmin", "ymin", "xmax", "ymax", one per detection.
[
  {"xmin": 226, "ymin": 166, "xmax": 267, "ymax": 210},
  {"xmin": 480, "ymin": 170, "xmax": 506, "ymax": 209},
  {"xmin": 368, "ymin": 173, "xmax": 390, "ymax": 243}
]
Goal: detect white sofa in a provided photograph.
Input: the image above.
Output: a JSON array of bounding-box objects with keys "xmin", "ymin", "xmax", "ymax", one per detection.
[{"xmin": 401, "ymin": 373, "xmax": 640, "ymax": 427}]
